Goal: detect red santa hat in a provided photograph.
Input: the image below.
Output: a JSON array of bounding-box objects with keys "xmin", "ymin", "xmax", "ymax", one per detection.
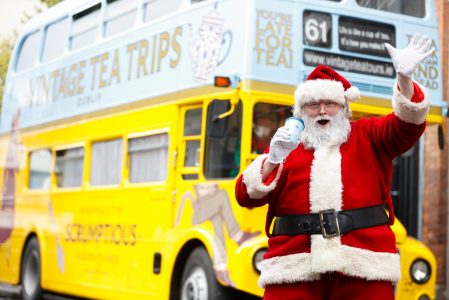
[{"xmin": 294, "ymin": 65, "xmax": 360, "ymax": 113}]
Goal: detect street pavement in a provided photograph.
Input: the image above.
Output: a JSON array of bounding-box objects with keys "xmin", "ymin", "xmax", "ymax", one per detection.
[
  {"xmin": 0, "ymin": 282, "xmax": 261, "ymax": 300},
  {"xmin": 0, "ymin": 283, "xmax": 83, "ymax": 300},
  {"xmin": 0, "ymin": 283, "xmax": 19, "ymax": 300}
]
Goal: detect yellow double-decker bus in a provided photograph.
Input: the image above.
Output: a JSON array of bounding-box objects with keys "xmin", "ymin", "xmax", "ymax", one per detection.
[{"xmin": 0, "ymin": 0, "xmax": 443, "ymax": 299}]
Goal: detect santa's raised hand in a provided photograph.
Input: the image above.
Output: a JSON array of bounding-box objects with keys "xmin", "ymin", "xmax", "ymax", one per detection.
[{"xmin": 385, "ymin": 34, "xmax": 435, "ymax": 78}]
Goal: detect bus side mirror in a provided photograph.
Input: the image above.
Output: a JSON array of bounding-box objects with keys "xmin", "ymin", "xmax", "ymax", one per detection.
[{"xmin": 206, "ymin": 100, "xmax": 230, "ymax": 139}]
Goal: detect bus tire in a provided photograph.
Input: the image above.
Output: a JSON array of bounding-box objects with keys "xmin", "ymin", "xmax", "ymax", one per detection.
[
  {"xmin": 21, "ymin": 238, "xmax": 43, "ymax": 300},
  {"xmin": 180, "ymin": 247, "xmax": 226, "ymax": 300}
]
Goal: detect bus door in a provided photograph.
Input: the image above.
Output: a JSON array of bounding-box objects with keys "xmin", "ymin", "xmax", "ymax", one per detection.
[
  {"xmin": 174, "ymin": 99, "xmax": 245, "ymax": 228},
  {"xmin": 173, "ymin": 99, "xmax": 244, "ymax": 243},
  {"xmin": 174, "ymin": 104, "xmax": 204, "ymax": 230},
  {"xmin": 174, "ymin": 98, "xmax": 245, "ymax": 285}
]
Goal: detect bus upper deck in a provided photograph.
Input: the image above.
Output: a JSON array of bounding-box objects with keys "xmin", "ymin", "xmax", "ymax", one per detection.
[{"xmin": 1, "ymin": 0, "xmax": 446, "ymax": 133}]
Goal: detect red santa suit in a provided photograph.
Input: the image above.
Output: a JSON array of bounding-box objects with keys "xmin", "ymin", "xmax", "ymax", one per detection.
[{"xmin": 235, "ymin": 66, "xmax": 429, "ymax": 298}]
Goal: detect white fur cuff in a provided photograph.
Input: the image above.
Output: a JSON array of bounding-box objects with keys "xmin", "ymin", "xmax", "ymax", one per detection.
[
  {"xmin": 258, "ymin": 247, "xmax": 401, "ymax": 287},
  {"xmin": 242, "ymin": 154, "xmax": 282, "ymax": 199},
  {"xmin": 392, "ymin": 81, "xmax": 430, "ymax": 125}
]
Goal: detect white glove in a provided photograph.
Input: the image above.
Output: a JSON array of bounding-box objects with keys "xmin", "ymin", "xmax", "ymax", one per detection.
[
  {"xmin": 268, "ymin": 126, "xmax": 297, "ymax": 164},
  {"xmin": 385, "ymin": 34, "xmax": 435, "ymax": 78}
]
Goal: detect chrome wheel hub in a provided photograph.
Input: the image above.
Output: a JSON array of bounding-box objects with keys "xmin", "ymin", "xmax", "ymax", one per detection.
[{"xmin": 181, "ymin": 266, "xmax": 208, "ymax": 300}]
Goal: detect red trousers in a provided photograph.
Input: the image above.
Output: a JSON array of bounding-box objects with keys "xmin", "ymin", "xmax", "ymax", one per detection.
[{"xmin": 263, "ymin": 272, "xmax": 395, "ymax": 300}]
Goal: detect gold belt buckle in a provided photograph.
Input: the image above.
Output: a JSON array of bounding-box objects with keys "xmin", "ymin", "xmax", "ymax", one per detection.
[{"xmin": 319, "ymin": 209, "xmax": 341, "ymax": 239}]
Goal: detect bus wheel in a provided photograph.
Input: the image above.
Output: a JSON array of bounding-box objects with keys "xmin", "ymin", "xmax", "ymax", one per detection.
[
  {"xmin": 21, "ymin": 238, "xmax": 43, "ymax": 300},
  {"xmin": 180, "ymin": 247, "xmax": 226, "ymax": 300}
]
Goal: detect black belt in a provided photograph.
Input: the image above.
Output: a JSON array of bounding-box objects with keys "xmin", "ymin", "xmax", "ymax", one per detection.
[{"xmin": 272, "ymin": 205, "xmax": 389, "ymax": 238}]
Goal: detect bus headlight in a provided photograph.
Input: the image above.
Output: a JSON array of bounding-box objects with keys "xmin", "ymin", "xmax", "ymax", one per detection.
[
  {"xmin": 410, "ymin": 259, "xmax": 431, "ymax": 284},
  {"xmin": 252, "ymin": 248, "xmax": 267, "ymax": 273}
]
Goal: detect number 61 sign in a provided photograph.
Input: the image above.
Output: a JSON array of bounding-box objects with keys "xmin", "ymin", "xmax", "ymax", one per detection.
[{"xmin": 303, "ymin": 11, "xmax": 332, "ymax": 48}]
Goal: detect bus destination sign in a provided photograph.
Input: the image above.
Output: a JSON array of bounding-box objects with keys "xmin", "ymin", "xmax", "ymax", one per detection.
[
  {"xmin": 339, "ymin": 16, "xmax": 396, "ymax": 58},
  {"xmin": 303, "ymin": 49, "xmax": 395, "ymax": 78}
]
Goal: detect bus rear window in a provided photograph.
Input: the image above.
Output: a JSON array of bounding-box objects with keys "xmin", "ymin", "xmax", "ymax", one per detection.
[
  {"xmin": 15, "ymin": 31, "xmax": 40, "ymax": 72},
  {"xmin": 104, "ymin": 0, "xmax": 137, "ymax": 38},
  {"xmin": 70, "ymin": 3, "xmax": 101, "ymax": 50},
  {"xmin": 43, "ymin": 17, "xmax": 69, "ymax": 62},
  {"xmin": 356, "ymin": 0, "xmax": 425, "ymax": 18}
]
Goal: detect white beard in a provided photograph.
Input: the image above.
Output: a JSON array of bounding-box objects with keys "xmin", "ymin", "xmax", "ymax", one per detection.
[{"xmin": 299, "ymin": 108, "xmax": 351, "ymax": 149}]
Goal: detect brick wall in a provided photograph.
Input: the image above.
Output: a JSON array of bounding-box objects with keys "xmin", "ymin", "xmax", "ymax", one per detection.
[
  {"xmin": 421, "ymin": 0, "xmax": 448, "ymax": 286},
  {"xmin": 423, "ymin": 125, "xmax": 447, "ymax": 284}
]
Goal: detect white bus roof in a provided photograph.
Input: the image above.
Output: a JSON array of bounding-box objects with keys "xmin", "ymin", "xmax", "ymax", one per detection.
[{"xmin": 2, "ymin": 0, "xmax": 445, "ymax": 131}]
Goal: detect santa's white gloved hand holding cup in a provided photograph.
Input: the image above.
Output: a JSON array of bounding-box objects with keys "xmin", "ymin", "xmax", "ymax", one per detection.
[{"xmin": 268, "ymin": 118, "xmax": 304, "ymax": 164}]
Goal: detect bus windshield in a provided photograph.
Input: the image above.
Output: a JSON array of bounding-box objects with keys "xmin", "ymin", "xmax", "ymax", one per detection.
[{"xmin": 252, "ymin": 103, "xmax": 292, "ymax": 154}]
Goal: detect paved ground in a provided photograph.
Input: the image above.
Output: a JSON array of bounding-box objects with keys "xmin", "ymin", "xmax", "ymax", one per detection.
[
  {"xmin": 0, "ymin": 282, "xmax": 261, "ymax": 300},
  {"xmin": 0, "ymin": 283, "xmax": 85, "ymax": 300},
  {"xmin": 0, "ymin": 283, "xmax": 19, "ymax": 300}
]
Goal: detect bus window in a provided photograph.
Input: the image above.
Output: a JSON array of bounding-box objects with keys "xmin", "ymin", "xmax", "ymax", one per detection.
[
  {"xmin": 183, "ymin": 108, "xmax": 202, "ymax": 168},
  {"xmin": 252, "ymin": 103, "xmax": 292, "ymax": 154},
  {"xmin": 204, "ymin": 100, "xmax": 242, "ymax": 179},
  {"xmin": 70, "ymin": 3, "xmax": 101, "ymax": 51},
  {"xmin": 104, "ymin": 0, "xmax": 137, "ymax": 38},
  {"xmin": 356, "ymin": 0, "xmax": 425, "ymax": 17},
  {"xmin": 42, "ymin": 17, "xmax": 69, "ymax": 62},
  {"xmin": 28, "ymin": 149, "xmax": 52, "ymax": 190},
  {"xmin": 128, "ymin": 133, "xmax": 169, "ymax": 182},
  {"xmin": 55, "ymin": 147, "xmax": 84, "ymax": 188},
  {"xmin": 15, "ymin": 31, "xmax": 40, "ymax": 72},
  {"xmin": 143, "ymin": 0, "xmax": 182, "ymax": 22},
  {"xmin": 90, "ymin": 139, "xmax": 123, "ymax": 186}
]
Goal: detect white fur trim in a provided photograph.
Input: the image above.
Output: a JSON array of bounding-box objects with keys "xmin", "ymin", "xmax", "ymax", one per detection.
[
  {"xmin": 392, "ymin": 81, "xmax": 430, "ymax": 125},
  {"xmin": 309, "ymin": 146, "xmax": 343, "ymax": 212},
  {"xmin": 258, "ymin": 247, "xmax": 401, "ymax": 287},
  {"xmin": 344, "ymin": 86, "xmax": 360, "ymax": 102},
  {"xmin": 242, "ymin": 154, "xmax": 283, "ymax": 199},
  {"xmin": 258, "ymin": 253, "xmax": 320, "ymax": 287},
  {"xmin": 294, "ymin": 80, "xmax": 346, "ymax": 115}
]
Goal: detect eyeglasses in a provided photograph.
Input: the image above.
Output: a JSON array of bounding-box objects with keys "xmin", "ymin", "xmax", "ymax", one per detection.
[{"xmin": 304, "ymin": 101, "xmax": 340, "ymax": 112}]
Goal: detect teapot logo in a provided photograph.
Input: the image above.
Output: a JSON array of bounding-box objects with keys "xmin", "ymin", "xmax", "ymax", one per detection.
[{"xmin": 189, "ymin": 9, "xmax": 232, "ymax": 81}]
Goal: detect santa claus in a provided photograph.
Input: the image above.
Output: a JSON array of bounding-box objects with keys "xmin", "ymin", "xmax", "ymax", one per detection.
[{"xmin": 235, "ymin": 34, "xmax": 434, "ymax": 300}]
